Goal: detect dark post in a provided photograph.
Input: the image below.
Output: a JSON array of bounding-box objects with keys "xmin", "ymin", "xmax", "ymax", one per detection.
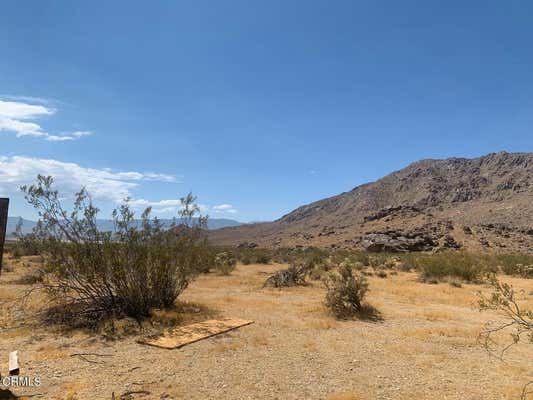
[{"xmin": 0, "ymin": 198, "xmax": 9, "ymax": 276}]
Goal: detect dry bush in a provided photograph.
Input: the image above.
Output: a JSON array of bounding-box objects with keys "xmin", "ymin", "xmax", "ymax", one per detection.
[
  {"xmin": 13, "ymin": 271, "xmax": 43, "ymax": 285},
  {"xmin": 271, "ymin": 246, "xmax": 329, "ymax": 265},
  {"xmin": 236, "ymin": 248, "xmax": 272, "ymax": 265},
  {"xmin": 376, "ymin": 270, "xmax": 388, "ymax": 278},
  {"xmin": 323, "ymin": 265, "xmax": 379, "ymax": 320},
  {"xmin": 515, "ymin": 264, "xmax": 533, "ymax": 279},
  {"xmin": 214, "ymin": 252, "xmax": 237, "ymax": 275},
  {"xmin": 263, "ymin": 264, "xmax": 309, "ymax": 288},
  {"xmin": 415, "ymin": 252, "xmax": 488, "ymax": 283},
  {"xmin": 489, "ymin": 253, "xmax": 533, "ymax": 277},
  {"xmin": 21, "ymin": 175, "xmax": 211, "ymax": 325},
  {"xmin": 478, "ymin": 275, "xmax": 533, "ymax": 399},
  {"xmin": 308, "ymin": 263, "xmax": 330, "ymax": 280}
]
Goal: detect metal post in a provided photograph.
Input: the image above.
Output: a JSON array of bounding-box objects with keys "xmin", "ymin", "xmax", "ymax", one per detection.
[{"xmin": 0, "ymin": 198, "xmax": 9, "ymax": 276}]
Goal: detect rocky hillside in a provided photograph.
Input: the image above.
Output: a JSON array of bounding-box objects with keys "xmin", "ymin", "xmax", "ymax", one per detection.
[{"xmin": 210, "ymin": 152, "xmax": 533, "ymax": 253}]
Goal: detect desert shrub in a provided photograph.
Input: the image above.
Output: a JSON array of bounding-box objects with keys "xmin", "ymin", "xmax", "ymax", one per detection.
[
  {"xmin": 376, "ymin": 270, "xmax": 387, "ymax": 278},
  {"xmin": 415, "ymin": 252, "xmax": 487, "ymax": 283},
  {"xmin": 367, "ymin": 256, "xmax": 381, "ymax": 268},
  {"xmin": 214, "ymin": 252, "xmax": 237, "ymax": 275},
  {"xmin": 323, "ymin": 265, "xmax": 374, "ymax": 319},
  {"xmin": 348, "ymin": 251, "xmax": 371, "ymax": 266},
  {"xmin": 14, "ymin": 271, "xmax": 44, "ymax": 285},
  {"xmin": 235, "ymin": 248, "xmax": 272, "ymax": 265},
  {"xmin": 21, "ymin": 175, "xmax": 211, "ymax": 323},
  {"xmin": 308, "ymin": 264, "xmax": 327, "ymax": 280},
  {"xmin": 263, "ymin": 264, "xmax": 308, "ymax": 288},
  {"xmin": 256, "ymin": 252, "xmax": 272, "ymax": 264},
  {"xmin": 271, "ymin": 246, "xmax": 329, "ymax": 265},
  {"xmin": 10, "ymin": 218, "xmax": 42, "ymax": 258},
  {"xmin": 478, "ymin": 275, "xmax": 533, "ymax": 397},
  {"xmin": 239, "ymin": 253, "xmax": 252, "ymax": 265},
  {"xmin": 490, "ymin": 253, "xmax": 533, "ymax": 276},
  {"xmin": 515, "ymin": 264, "xmax": 533, "ymax": 278},
  {"xmin": 395, "ymin": 253, "xmax": 417, "ymax": 271},
  {"xmin": 383, "ymin": 257, "xmax": 400, "ymax": 269}
]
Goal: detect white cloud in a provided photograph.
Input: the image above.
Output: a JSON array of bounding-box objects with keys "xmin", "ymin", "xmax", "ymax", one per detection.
[
  {"xmin": 0, "ymin": 155, "xmax": 178, "ymax": 204},
  {"xmin": 213, "ymin": 203, "xmax": 238, "ymax": 214},
  {"xmin": 0, "ymin": 155, "xmax": 235, "ymax": 218},
  {"xmin": 0, "ymin": 99, "xmax": 91, "ymax": 141},
  {"xmin": 128, "ymin": 198, "xmax": 211, "ymax": 215}
]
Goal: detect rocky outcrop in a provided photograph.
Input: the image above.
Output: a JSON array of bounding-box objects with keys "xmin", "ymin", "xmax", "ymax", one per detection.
[
  {"xmin": 361, "ymin": 231, "xmax": 438, "ymax": 252},
  {"xmin": 363, "ymin": 205, "xmax": 423, "ymax": 222}
]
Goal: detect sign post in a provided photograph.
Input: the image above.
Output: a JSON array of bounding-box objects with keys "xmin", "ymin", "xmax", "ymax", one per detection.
[{"xmin": 0, "ymin": 198, "xmax": 9, "ymax": 276}]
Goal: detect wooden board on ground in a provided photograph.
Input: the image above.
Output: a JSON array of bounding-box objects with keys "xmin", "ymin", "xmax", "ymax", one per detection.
[{"xmin": 138, "ymin": 318, "xmax": 254, "ymax": 349}]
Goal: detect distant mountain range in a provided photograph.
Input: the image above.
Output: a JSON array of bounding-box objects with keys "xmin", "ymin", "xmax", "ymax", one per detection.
[
  {"xmin": 5, "ymin": 216, "xmax": 242, "ymax": 237},
  {"xmin": 210, "ymin": 152, "xmax": 533, "ymax": 253}
]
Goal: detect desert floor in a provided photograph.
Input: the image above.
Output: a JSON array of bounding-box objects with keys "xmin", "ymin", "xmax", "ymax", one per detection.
[{"xmin": 0, "ymin": 255, "xmax": 532, "ymax": 400}]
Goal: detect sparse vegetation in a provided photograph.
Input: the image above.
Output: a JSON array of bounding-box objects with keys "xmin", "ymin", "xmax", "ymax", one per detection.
[
  {"xmin": 415, "ymin": 252, "xmax": 489, "ymax": 283},
  {"xmin": 263, "ymin": 264, "xmax": 309, "ymax": 288},
  {"xmin": 323, "ymin": 265, "xmax": 378, "ymax": 320},
  {"xmin": 376, "ymin": 270, "xmax": 388, "ymax": 278},
  {"xmin": 478, "ymin": 275, "xmax": 533, "ymax": 399},
  {"xmin": 237, "ymin": 248, "xmax": 272, "ymax": 265},
  {"xmin": 214, "ymin": 252, "xmax": 237, "ymax": 275},
  {"xmin": 20, "ymin": 175, "xmax": 211, "ymax": 325},
  {"xmin": 488, "ymin": 253, "xmax": 533, "ymax": 277}
]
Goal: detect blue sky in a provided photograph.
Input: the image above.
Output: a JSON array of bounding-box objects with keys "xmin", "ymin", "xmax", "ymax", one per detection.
[{"xmin": 1, "ymin": 1, "xmax": 532, "ymax": 222}]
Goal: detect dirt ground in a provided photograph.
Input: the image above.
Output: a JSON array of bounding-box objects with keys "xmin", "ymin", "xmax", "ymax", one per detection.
[{"xmin": 0, "ymin": 255, "xmax": 532, "ymax": 400}]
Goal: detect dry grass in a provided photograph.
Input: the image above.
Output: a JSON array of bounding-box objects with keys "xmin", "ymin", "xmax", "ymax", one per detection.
[
  {"xmin": 328, "ymin": 392, "xmax": 361, "ymax": 400},
  {"xmin": 1, "ymin": 257, "xmax": 533, "ymax": 400},
  {"xmin": 401, "ymin": 326, "xmax": 480, "ymax": 341},
  {"xmin": 419, "ymin": 309, "xmax": 455, "ymax": 321},
  {"xmin": 34, "ymin": 345, "xmax": 69, "ymax": 361}
]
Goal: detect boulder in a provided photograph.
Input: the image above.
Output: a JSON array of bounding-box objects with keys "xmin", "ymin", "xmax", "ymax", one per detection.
[{"xmin": 361, "ymin": 232, "xmax": 437, "ymax": 252}]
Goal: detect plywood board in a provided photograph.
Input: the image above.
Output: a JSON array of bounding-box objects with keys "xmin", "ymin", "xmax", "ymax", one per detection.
[{"xmin": 138, "ymin": 318, "xmax": 254, "ymax": 349}]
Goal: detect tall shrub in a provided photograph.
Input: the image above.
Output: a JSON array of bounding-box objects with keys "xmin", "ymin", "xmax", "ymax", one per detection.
[{"xmin": 22, "ymin": 175, "xmax": 209, "ymax": 321}]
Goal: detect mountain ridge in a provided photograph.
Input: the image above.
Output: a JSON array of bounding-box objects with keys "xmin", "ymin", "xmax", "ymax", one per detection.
[
  {"xmin": 210, "ymin": 152, "xmax": 533, "ymax": 253},
  {"xmin": 6, "ymin": 216, "xmax": 242, "ymax": 237}
]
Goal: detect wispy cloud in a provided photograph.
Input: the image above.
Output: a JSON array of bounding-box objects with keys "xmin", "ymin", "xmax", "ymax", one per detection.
[
  {"xmin": 0, "ymin": 155, "xmax": 177, "ymax": 203},
  {"xmin": 0, "ymin": 99, "xmax": 91, "ymax": 141},
  {"xmin": 0, "ymin": 95, "xmax": 55, "ymax": 105},
  {"xmin": 213, "ymin": 203, "xmax": 238, "ymax": 214}
]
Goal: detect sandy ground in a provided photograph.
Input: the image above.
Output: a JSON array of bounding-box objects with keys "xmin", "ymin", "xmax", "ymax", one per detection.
[{"xmin": 0, "ymin": 255, "xmax": 532, "ymax": 400}]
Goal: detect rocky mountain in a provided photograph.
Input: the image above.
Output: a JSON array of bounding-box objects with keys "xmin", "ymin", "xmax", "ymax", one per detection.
[{"xmin": 210, "ymin": 152, "xmax": 533, "ymax": 253}]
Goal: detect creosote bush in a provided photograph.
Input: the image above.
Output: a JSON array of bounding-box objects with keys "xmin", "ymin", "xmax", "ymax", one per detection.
[
  {"xmin": 214, "ymin": 252, "xmax": 237, "ymax": 275},
  {"xmin": 323, "ymin": 265, "xmax": 378, "ymax": 320},
  {"xmin": 415, "ymin": 252, "xmax": 489, "ymax": 283},
  {"xmin": 21, "ymin": 175, "xmax": 210, "ymax": 324},
  {"xmin": 478, "ymin": 275, "xmax": 533, "ymax": 399}
]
